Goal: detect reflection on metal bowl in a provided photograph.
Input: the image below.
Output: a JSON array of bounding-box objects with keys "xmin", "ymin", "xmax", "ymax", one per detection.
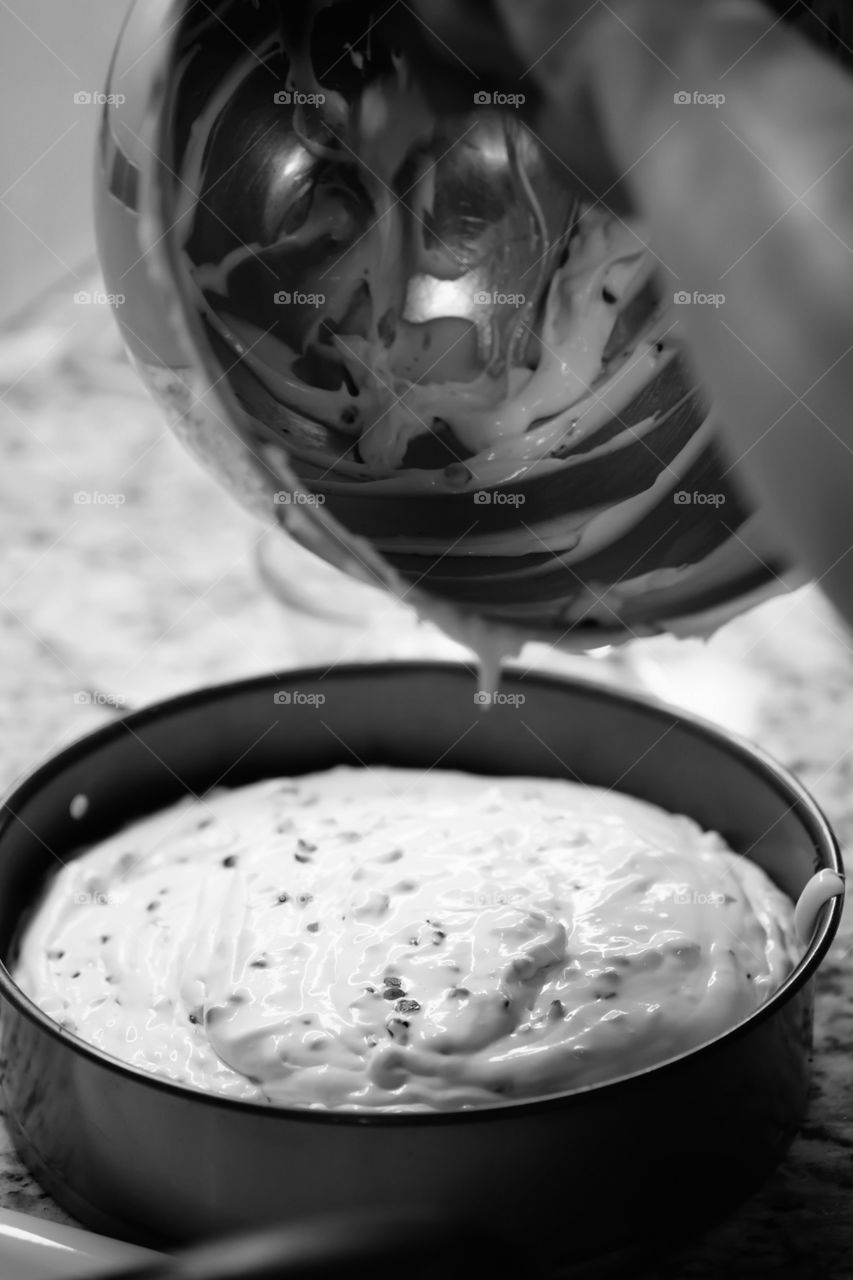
[{"xmin": 94, "ymin": 1, "xmax": 798, "ymax": 650}]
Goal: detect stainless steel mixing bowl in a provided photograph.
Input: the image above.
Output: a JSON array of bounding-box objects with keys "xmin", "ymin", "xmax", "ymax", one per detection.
[{"xmin": 94, "ymin": 0, "xmax": 803, "ymax": 649}]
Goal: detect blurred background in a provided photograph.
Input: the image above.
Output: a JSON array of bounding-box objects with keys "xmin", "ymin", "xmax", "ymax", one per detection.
[{"xmin": 0, "ymin": 1, "xmax": 126, "ymax": 323}]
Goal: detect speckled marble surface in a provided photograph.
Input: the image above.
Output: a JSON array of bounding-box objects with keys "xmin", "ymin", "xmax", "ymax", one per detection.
[{"xmin": 1, "ymin": 285, "xmax": 853, "ymax": 1278}]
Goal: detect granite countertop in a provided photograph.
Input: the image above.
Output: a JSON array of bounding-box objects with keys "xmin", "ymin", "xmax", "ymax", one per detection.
[{"xmin": 1, "ymin": 285, "xmax": 852, "ymax": 1279}]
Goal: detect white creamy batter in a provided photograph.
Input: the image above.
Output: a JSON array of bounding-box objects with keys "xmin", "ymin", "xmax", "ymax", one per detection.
[{"xmin": 15, "ymin": 768, "xmax": 799, "ymax": 1111}]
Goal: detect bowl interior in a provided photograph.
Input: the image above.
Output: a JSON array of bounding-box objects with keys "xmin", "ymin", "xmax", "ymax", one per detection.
[{"xmin": 0, "ymin": 663, "xmax": 840, "ymax": 975}]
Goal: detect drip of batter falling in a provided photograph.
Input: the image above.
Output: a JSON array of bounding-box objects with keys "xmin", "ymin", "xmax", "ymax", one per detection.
[{"xmin": 281, "ymin": 16, "xmax": 515, "ymax": 700}]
